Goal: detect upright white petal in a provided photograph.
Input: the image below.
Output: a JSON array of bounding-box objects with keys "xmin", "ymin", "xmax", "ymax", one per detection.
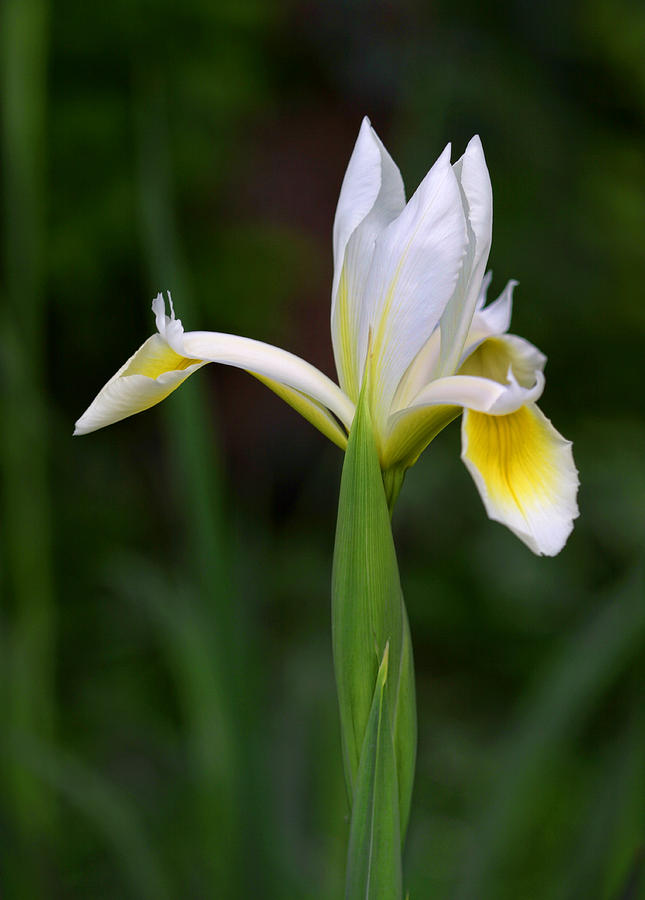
[
  {"xmin": 461, "ymin": 404, "xmax": 579, "ymax": 555},
  {"xmin": 363, "ymin": 144, "xmax": 468, "ymax": 426},
  {"xmin": 437, "ymin": 135, "xmax": 493, "ymax": 377},
  {"xmin": 331, "ymin": 119, "xmax": 405, "ymax": 399}
]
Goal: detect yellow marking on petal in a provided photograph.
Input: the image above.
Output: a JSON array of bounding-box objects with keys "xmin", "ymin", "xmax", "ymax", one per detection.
[
  {"xmin": 459, "ymin": 335, "xmax": 542, "ymax": 388},
  {"xmin": 334, "ymin": 265, "xmax": 359, "ymax": 401},
  {"xmin": 464, "ymin": 406, "xmax": 558, "ymax": 513},
  {"xmin": 123, "ymin": 336, "xmax": 201, "ymax": 379}
]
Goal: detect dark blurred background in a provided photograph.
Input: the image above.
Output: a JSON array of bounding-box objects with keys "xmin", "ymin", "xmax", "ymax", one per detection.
[{"xmin": 1, "ymin": 0, "xmax": 644, "ymax": 897}]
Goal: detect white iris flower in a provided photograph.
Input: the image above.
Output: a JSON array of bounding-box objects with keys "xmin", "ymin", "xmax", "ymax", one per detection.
[{"xmin": 75, "ymin": 118, "xmax": 579, "ymax": 555}]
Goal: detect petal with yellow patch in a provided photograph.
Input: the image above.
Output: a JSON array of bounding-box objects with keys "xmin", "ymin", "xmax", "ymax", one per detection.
[
  {"xmin": 74, "ymin": 334, "xmax": 206, "ymax": 435},
  {"xmin": 461, "ymin": 403, "xmax": 579, "ymax": 556}
]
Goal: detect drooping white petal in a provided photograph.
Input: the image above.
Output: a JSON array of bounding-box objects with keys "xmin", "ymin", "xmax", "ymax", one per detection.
[
  {"xmin": 436, "ymin": 136, "xmax": 493, "ymax": 377},
  {"xmin": 331, "ymin": 119, "xmax": 405, "ymax": 399},
  {"xmin": 363, "ymin": 144, "xmax": 468, "ymax": 424},
  {"xmin": 461, "ymin": 403, "xmax": 579, "ymax": 556},
  {"xmin": 75, "ymin": 296, "xmax": 355, "ymax": 440}
]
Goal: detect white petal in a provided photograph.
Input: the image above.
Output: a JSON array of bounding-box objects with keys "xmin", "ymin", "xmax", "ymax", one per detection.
[
  {"xmin": 364, "ymin": 144, "xmax": 468, "ymax": 423},
  {"xmin": 461, "ymin": 404, "xmax": 579, "ymax": 556},
  {"xmin": 331, "ymin": 119, "xmax": 405, "ymax": 399},
  {"xmin": 436, "ymin": 136, "xmax": 493, "ymax": 376}
]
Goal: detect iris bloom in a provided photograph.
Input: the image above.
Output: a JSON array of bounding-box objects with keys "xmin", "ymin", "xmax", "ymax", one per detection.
[{"xmin": 75, "ymin": 118, "xmax": 578, "ymax": 555}]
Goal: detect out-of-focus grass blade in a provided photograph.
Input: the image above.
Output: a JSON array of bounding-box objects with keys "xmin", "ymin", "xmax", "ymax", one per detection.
[
  {"xmin": 345, "ymin": 644, "xmax": 403, "ymax": 900},
  {"xmin": 1, "ymin": 0, "xmax": 56, "ymax": 892},
  {"xmin": 109, "ymin": 553, "xmax": 238, "ymax": 879},
  {"xmin": 134, "ymin": 69, "xmax": 232, "ymax": 613},
  {"xmin": 612, "ymin": 849, "xmax": 645, "ymax": 900},
  {"xmin": 10, "ymin": 736, "xmax": 169, "ymax": 900},
  {"xmin": 456, "ymin": 568, "xmax": 645, "ymax": 900},
  {"xmin": 549, "ymin": 710, "xmax": 645, "ymax": 900},
  {"xmin": 133, "ymin": 72, "xmax": 246, "ymax": 894}
]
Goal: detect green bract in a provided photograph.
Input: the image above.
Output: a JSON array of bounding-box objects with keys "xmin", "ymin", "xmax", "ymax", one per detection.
[{"xmin": 332, "ymin": 383, "xmax": 416, "ymax": 842}]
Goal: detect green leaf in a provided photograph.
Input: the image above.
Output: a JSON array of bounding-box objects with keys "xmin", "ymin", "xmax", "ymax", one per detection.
[
  {"xmin": 332, "ymin": 383, "xmax": 417, "ymax": 841},
  {"xmin": 345, "ymin": 644, "xmax": 403, "ymax": 900}
]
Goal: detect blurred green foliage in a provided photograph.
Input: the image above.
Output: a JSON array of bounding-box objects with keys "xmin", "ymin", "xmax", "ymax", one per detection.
[{"xmin": 1, "ymin": 0, "xmax": 644, "ymax": 897}]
